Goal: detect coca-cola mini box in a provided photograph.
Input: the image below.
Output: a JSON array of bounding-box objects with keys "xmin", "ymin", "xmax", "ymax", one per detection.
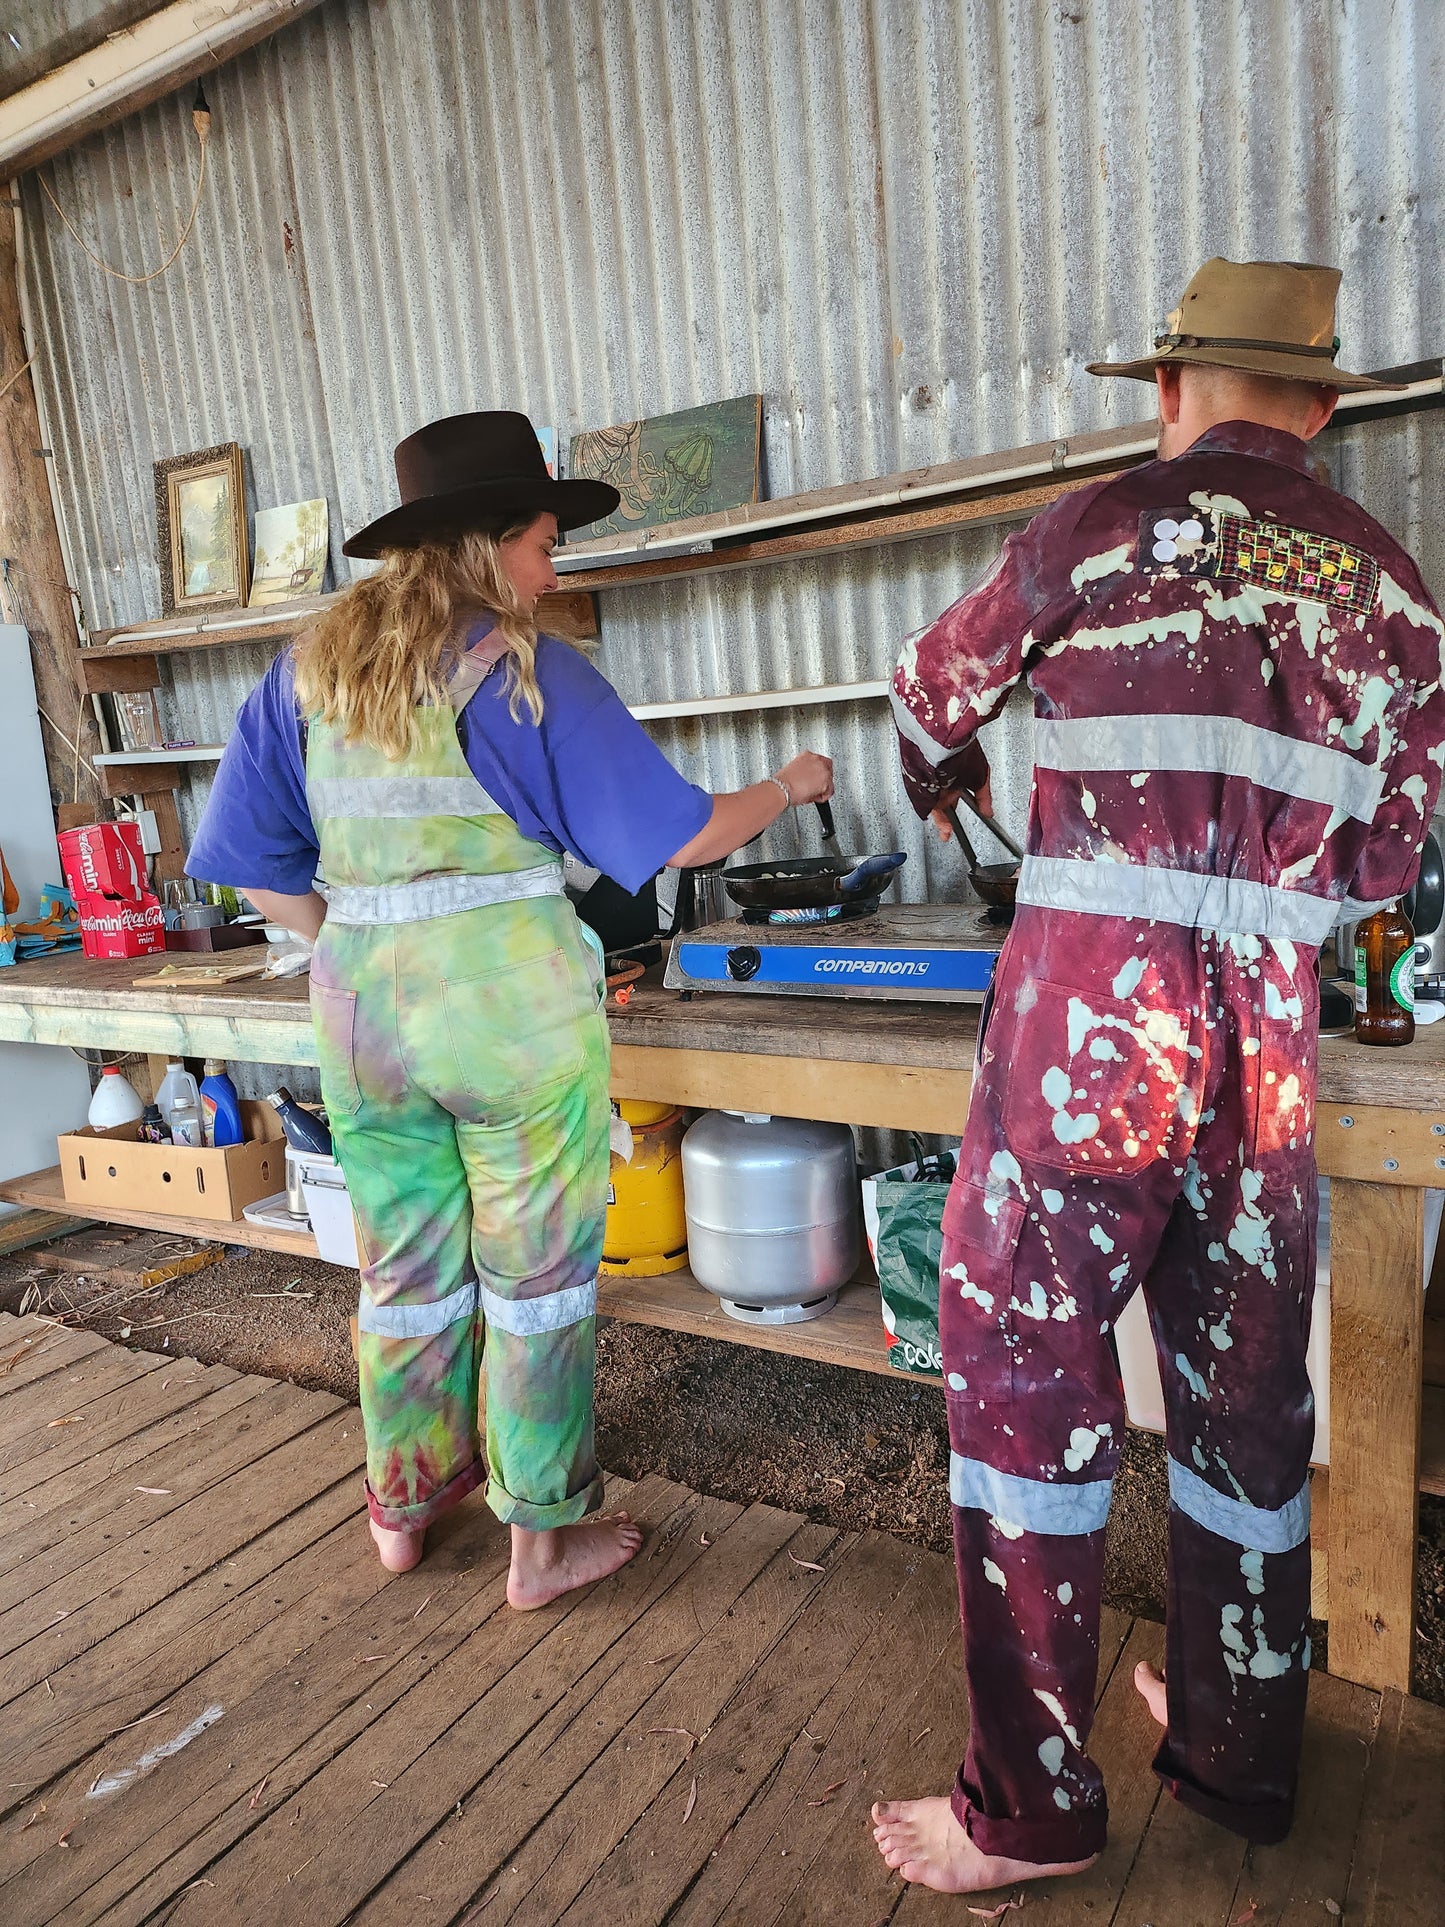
[
  {"xmin": 75, "ymin": 899, "xmax": 166, "ymax": 960},
  {"xmin": 57, "ymin": 821, "xmax": 153, "ymax": 904}
]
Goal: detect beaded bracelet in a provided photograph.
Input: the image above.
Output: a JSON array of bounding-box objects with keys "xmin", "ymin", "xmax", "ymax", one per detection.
[{"xmin": 767, "ymin": 775, "xmax": 793, "ymax": 809}]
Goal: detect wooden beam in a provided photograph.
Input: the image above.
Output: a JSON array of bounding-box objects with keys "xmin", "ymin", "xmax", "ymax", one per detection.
[
  {"xmin": 0, "ymin": 198, "xmax": 105, "ymax": 816},
  {"xmin": 1326, "ymin": 1179, "xmax": 1425, "ymax": 1692},
  {"xmin": 140, "ymin": 785, "xmax": 186, "ymax": 881},
  {"xmin": 96, "ymin": 759, "xmax": 181, "ymax": 799},
  {"xmin": 609, "ymin": 1043, "xmax": 972, "ymax": 1137},
  {"xmin": 0, "ymin": 2, "xmax": 326, "ymax": 179},
  {"xmin": 77, "ymin": 651, "xmax": 162, "ymax": 695}
]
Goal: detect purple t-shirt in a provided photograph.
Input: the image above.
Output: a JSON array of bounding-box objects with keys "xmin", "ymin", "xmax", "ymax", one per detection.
[{"xmin": 186, "ymin": 635, "xmax": 712, "ymax": 898}]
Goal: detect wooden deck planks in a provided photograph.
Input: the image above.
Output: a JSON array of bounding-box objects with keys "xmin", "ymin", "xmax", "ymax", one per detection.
[{"xmin": 0, "ymin": 1333, "xmax": 1440, "ymax": 1927}]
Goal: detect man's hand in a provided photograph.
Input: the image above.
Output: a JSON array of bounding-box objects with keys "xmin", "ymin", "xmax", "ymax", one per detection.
[{"xmin": 929, "ymin": 769, "xmax": 993, "ymax": 842}]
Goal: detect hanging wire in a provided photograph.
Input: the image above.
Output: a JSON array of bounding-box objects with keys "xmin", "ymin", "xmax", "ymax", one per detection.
[{"xmin": 37, "ymin": 85, "xmax": 212, "ymax": 287}]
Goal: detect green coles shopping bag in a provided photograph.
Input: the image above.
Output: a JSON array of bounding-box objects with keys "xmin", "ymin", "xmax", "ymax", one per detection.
[{"xmin": 861, "ymin": 1152, "xmax": 956, "ymax": 1377}]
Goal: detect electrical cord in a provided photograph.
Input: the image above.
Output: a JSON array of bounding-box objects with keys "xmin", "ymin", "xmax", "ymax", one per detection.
[{"xmin": 38, "ymin": 89, "xmax": 211, "ymax": 287}]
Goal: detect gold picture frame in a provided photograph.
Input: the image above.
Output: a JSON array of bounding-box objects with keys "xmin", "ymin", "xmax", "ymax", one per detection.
[{"xmin": 154, "ymin": 443, "xmax": 249, "ymax": 615}]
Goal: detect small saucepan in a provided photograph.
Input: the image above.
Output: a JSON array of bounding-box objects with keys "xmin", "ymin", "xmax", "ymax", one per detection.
[{"xmin": 943, "ymin": 797, "xmax": 1025, "ymax": 913}]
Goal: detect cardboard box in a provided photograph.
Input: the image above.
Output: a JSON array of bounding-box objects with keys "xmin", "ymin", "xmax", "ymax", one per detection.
[
  {"xmin": 58, "ymin": 1120, "xmax": 285, "ymax": 1221},
  {"xmin": 58, "ymin": 822, "xmax": 151, "ymax": 903},
  {"xmin": 75, "ymin": 899, "xmax": 166, "ymax": 960}
]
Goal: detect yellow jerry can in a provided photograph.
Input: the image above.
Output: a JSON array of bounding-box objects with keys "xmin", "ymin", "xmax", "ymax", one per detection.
[{"xmin": 602, "ymin": 1099, "xmax": 690, "ymax": 1276}]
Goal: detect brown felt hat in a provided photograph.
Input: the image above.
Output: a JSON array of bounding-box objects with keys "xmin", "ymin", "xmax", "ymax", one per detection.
[
  {"xmin": 1086, "ymin": 258, "xmax": 1403, "ymax": 394},
  {"xmin": 343, "ymin": 411, "xmax": 620, "ymax": 559}
]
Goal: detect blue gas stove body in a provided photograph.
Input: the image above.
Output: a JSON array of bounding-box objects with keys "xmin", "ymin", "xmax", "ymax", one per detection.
[{"xmin": 664, "ymin": 905, "xmax": 1006, "ymax": 1002}]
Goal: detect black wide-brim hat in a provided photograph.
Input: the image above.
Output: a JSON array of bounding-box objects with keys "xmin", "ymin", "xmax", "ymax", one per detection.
[{"xmin": 342, "ymin": 410, "xmax": 620, "ymax": 560}]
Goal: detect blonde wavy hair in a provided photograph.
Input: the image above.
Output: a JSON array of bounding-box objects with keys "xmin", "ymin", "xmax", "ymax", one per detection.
[{"xmin": 292, "ymin": 525, "xmax": 546, "ymax": 759}]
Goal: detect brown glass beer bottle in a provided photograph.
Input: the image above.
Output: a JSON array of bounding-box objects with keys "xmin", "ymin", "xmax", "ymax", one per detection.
[{"xmin": 1353, "ymin": 902, "xmax": 1416, "ymax": 1045}]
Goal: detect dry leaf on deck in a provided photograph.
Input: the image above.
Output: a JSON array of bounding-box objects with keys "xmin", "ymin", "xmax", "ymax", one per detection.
[
  {"xmin": 1230, "ymin": 1904, "xmax": 1260, "ymax": 1926},
  {"xmin": 248, "ymin": 1775, "xmax": 269, "ymax": 1809},
  {"xmin": 683, "ymin": 1776, "xmax": 698, "ymax": 1823},
  {"xmin": 649, "ymin": 1727, "xmax": 699, "ymax": 1749},
  {"xmin": 700, "ymin": 1533, "xmax": 712, "ymax": 1547},
  {"xmin": 966, "ymin": 1899, "xmax": 1023, "ymax": 1921},
  {"xmin": 1324, "ymin": 1905, "xmax": 1342, "ymax": 1920},
  {"xmin": 412, "ymin": 1595, "xmax": 433, "ymax": 1619},
  {"xmin": 19, "ymin": 1804, "xmax": 47, "ymax": 1831},
  {"xmin": 789, "ymin": 1552, "xmax": 825, "ymax": 1573},
  {"xmin": 134, "ymin": 1487, "xmax": 171, "ymax": 1496},
  {"xmin": 47, "ymin": 1415, "xmax": 83, "ymax": 1428}
]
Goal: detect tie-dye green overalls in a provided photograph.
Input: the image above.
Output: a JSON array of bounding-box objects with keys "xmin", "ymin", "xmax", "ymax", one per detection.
[{"xmin": 305, "ymin": 639, "xmax": 611, "ymax": 1533}]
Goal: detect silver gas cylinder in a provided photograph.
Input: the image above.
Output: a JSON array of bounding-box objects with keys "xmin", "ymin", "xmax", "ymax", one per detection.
[{"xmin": 681, "ymin": 1110, "xmax": 860, "ymax": 1324}]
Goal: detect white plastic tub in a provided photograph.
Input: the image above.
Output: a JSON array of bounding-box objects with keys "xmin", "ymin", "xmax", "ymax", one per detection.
[
  {"xmin": 295, "ymin": 1150, "xmax": 361, "ymax": 1268},
  {"xmin": 1114, "ymin": 1179, "xmax": 1443, "ymax": 1466}
]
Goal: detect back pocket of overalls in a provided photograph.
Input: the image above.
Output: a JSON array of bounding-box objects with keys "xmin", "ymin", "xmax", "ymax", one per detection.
[
  {"xmin": 443, "ymin": 948, "xmax": 587, "ymax": 1105},
  {"xmin": 309, "ymin": 981, "xmax": 363, "ymax": 1116},
  {"xmin": 1003, "ymin": 977, "xmax": 1198, "ymax": 1177}
]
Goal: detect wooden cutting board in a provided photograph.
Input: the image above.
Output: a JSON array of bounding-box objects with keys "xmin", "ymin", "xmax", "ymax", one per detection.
[{"xmin": 131, "ymin": 957, "xmax": 271, "ymax": 988}]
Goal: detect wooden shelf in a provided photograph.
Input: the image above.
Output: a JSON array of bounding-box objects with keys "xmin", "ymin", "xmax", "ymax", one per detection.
[
  {"xmin": 0, "ymin": 1163, "xmax": 320, "ymax": 1260},
  {"xmin": 94, "ymin": 746, "xmax": 224, "ymax": 766},
  {"xmin": 0, "ymin": 1160, "xmax": 922, "ymax": 1379}
]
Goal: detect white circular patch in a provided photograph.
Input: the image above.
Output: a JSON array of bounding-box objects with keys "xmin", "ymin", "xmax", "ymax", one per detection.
[
  {"xmin": 1178, "ymin": 516, "xmax": 1204, "ymax": 541},
  {"xmin": 1152, "ymin": 539, "xmax": 1178, "ymax": 562},
  {"xmin": 1153, "ymin": 517, "xmax": 1180, "ymax": 539}
]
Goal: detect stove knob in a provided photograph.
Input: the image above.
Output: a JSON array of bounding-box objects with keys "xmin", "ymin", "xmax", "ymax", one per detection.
[{"xmin": 726, "ymin": 945, "xmax": 762, "ymax": 982}]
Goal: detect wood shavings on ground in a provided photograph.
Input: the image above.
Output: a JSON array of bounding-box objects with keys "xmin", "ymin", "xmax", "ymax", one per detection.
[
  {"xmin": 1230, "ymin": 1903, "xmax": 1260, "ymax": 1926},
  {"xmin": 683, "ymin": 1776, "xmax": 698, "ymax": 1823},
  {"xmin": 411, "ymin": 1594, "xmax": 432, "ymax": 1619},
  {"xmin": 966, "ymin": 1897, "xmax": 1023, "ymax": 1920},
  {"xmin": 789, "ymin": 1551, "xmax": 825, "ymax": 1573},
  {"xmin": 46, "ymin": 1414, "xmax": 84, "ymax": 1427},
  {"xmin": 19, "ymin": 1803, "xmax": 46, "ymax": 1830},
  {"xmin": 648, "ymin": 1726, "xmax": 699, "ymax": 1750},
  {"xmin": 806, "ymin": 1778, "xmax": 849, "ymax": 1807},
  {"xmin": 248, "ymin": 1775, "xmax": 269, "ymax": 1809},
  {"xmin": 134, "ymin": 1486, "xmax": 171, "ymax": 1495}
]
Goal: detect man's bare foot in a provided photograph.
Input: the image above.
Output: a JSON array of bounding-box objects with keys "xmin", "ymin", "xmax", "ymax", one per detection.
[
  {"xmin": 506, "ymin": 1511, "xmax": 643, "ymax": 1610},
  {"xmin": 870, "ymin": 1796, "xmax": 1097, "ymax": 1894},
  {"xmin": 370, "ymin": 1517, "xmax": 424, "ymax": 1573},
  {"xmin": 1134, "ymin": 1659, "xmax": 1167, "ymax": 1726}
]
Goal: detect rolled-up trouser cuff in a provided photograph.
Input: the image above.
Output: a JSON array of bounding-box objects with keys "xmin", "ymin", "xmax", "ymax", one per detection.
[
  {"xmin": 951, "ymin": 1774, "xmax": 1107, "ymax": 1864},
  {"xmin": 1153, "ymin": 1742, "xmax": 1294, "ymax": 1845},
  {"xmin": 486, "ymin": 1468, "xmax": 605, "ymax": 1531},
  {"xmin": 365, "ymin": 1454, "xmax": 484, "ymax": 1532}
]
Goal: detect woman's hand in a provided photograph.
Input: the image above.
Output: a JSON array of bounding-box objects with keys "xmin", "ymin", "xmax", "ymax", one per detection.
[{"xmin": 775, "ymin": 752, "xmax": 834, "ymax": 807}]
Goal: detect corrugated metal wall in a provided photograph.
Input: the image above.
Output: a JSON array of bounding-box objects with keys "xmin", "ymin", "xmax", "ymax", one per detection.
[{"xmin": 18, "ymin": 0, "xmax": 1445, "ymax": 893}]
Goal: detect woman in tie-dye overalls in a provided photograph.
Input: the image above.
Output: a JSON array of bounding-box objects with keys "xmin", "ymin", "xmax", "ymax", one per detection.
[{"xmin": 188, "ymin": 412, "xmax": 833, "ymax": 1602}]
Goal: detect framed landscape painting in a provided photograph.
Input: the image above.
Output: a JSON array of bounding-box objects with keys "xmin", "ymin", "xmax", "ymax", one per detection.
[
  {"xmin": 567, "ymin": 395, "xmax": 762, "ymax": 542},
  {"xmin": 155, "ymin": 443, "xmax": 249, "ymax": 615}
]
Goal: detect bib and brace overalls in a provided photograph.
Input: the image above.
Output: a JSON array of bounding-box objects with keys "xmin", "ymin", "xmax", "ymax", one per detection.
[{"xmin": 305, "ymin": 637, "xmax": 612, "ymax": 1533}]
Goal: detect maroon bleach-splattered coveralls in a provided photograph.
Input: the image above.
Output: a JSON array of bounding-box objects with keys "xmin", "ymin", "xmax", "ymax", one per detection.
[{"xmin": 892, "ymin": 420, "xmax": 1445, "ymax": 1857}]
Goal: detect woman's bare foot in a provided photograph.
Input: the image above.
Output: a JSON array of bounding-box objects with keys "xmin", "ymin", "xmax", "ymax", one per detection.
[
  {"xmin": 1134, "ymin": 1659, "xmax": 1167, "ymax": 1726},
  {"xmin": 870, "ymin": 1796, "xmax": 1097, "ymax": 1894},
  {"xmin": 506, "ymin": 1511, "xmax": 644, "ymax": 1610},
  {"xmin": 369, "ymin": 1517, "xmax": 424, "ymax": 1573}
]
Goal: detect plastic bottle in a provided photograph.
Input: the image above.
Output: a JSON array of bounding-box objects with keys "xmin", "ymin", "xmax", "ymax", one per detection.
[
  {"xmin": 138, "ymin": 1103, "xmax": 171, "ymax": 1144},
  {"xmin": 1354, "ymin": 902, "xmax": 1416, "ymax": 1046},
  {"xmin": 265, "ymin": 1086, "xmax": 334, "ymax": 1156},
  {"xmin": 88, "ymin": 1066, "xmax": 144, "ymax": 1130},
  {"xmin": 199, "ymin": 1060, "xmax": 244, "ymax": 1147},
  {"xmin": 156, "ymin": 1059, "xmax": 204, "ymax": 1147}
]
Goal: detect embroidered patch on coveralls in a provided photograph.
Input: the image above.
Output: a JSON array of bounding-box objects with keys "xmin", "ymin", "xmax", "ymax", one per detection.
[{"xmin": 1137, "ymin": 507, "xmax": 1380, "ymax": 614}]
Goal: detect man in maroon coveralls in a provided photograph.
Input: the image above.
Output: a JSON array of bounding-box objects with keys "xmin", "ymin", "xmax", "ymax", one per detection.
[{"xmin": 872, "ymin": 259, "xmax": 1445, "ymax": 1895}]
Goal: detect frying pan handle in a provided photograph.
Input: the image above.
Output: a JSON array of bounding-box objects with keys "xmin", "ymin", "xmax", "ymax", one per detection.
[
  {"xmin": 955, "ymin": 790, "xmax": 1026, "ymax": 864},
  {"xmin": 815, "ymin": 800, "xmax": 836, "ymax": 842},
  {"xmin": 941, "ymin": 806, "xmax": 982, "ymax": 871}
]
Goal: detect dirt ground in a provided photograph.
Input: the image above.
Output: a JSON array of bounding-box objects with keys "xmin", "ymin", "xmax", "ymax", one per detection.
[{"xmin": 3, "ymin": 1235, "xmax": 1441, "ymax": 1706}]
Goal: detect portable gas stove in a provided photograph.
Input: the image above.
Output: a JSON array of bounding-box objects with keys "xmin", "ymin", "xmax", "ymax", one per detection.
[{"xmin": 664, "ymin": 904, "xmax": 1008, "ymax": 1002}]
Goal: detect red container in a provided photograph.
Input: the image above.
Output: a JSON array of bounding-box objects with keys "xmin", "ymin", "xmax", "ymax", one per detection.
[
  {"xmin": 57, "ymin": 821, "xmax": 152, "ymax": 904},
  {"xmin": 75, "ymin": 898, "xmax": 165, "ymax": 959}
]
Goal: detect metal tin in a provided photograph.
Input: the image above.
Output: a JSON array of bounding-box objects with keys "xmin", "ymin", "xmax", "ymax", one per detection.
[{"xmin": 681, "ymin": 1110, "xmax": 859, "ymax": 1325}]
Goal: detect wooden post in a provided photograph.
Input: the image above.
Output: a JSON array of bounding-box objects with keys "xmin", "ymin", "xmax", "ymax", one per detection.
[
  {"xmin": 0, "ymin": 192, "xmax": 104, "ymax": 819},
  {"xmin": 1326, "ymin": 1179, "xmax": 1425, "ymax": 1691}
]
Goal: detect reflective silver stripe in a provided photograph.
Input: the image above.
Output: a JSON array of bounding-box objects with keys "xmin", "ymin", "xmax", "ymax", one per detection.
[
  {"xmin": 324, "ymin": 864, "xmax": 565, "ymax": 925},
  {"xmin": 358, "ymin": 1279, "xmax": 477, "ymax": 1339},
  {"xmin": 1168, "ymin": 1456, "xmax": 1310, "ymax": 1553},
  {"xmin": 950, "ymin": 1450, "xmax": 1113, "ymax": 1535},
  {"xmin": 889, "ymin": 682, "xmax": 958, "ymax": 769},
  {"xmin": 1034, "ymin": 714, "xmax": 1384, "ymax": 825},
  {"xmin": 1017, "ymin": 855, "xmax": 1340, "ymax": 944},
  {"xmin": 479, "ymin": 1277, "xmax": 597, "ymax": 1337},
  {"xmin": 308, "ymin": 775, "xmax": 502, "ymax": 819}
]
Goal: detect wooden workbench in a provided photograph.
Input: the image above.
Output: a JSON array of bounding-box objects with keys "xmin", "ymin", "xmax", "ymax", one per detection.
[{"xmin": 1, "ymin": 952, "xmax": 1441, "ymax": 1697}]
